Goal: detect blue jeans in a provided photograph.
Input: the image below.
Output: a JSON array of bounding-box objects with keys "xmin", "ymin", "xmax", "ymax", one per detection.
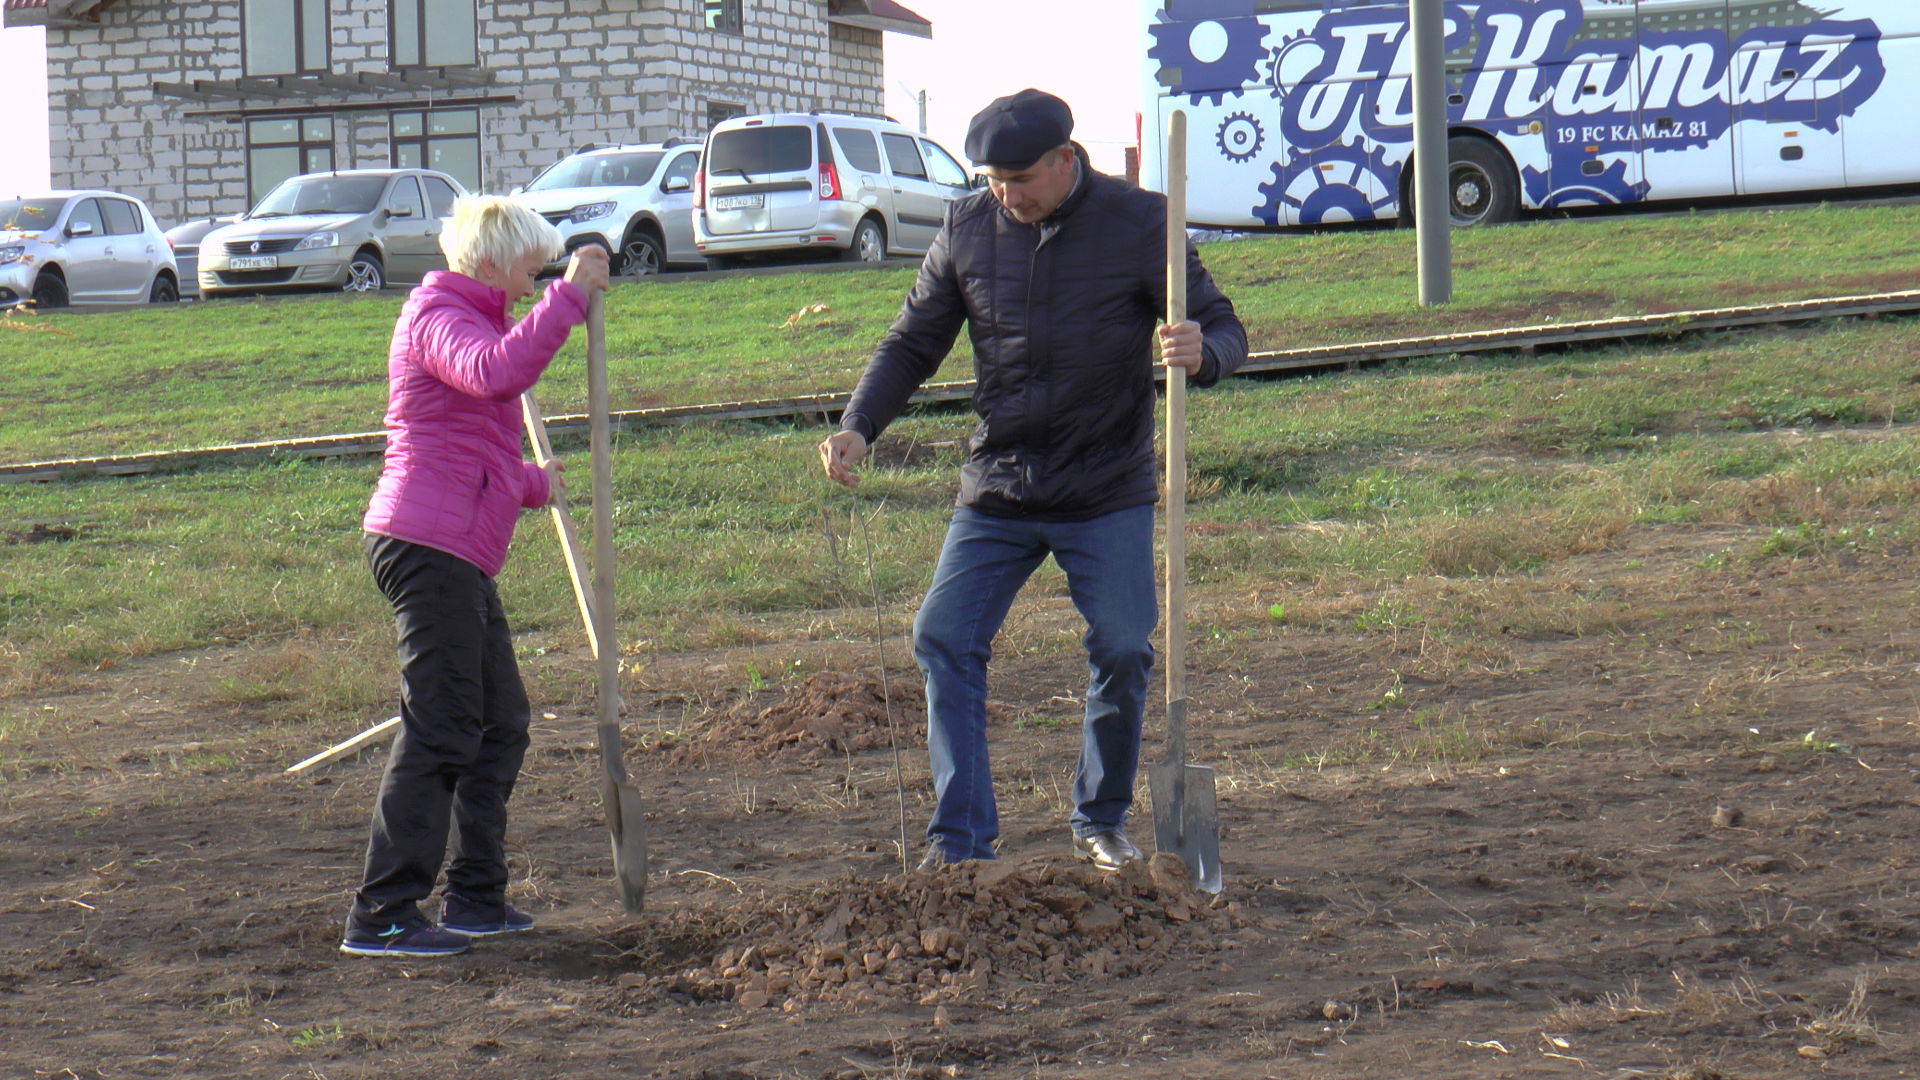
[{"xmin": 913, "ymin": 505, "xmax": 1158, "ymax": 860}]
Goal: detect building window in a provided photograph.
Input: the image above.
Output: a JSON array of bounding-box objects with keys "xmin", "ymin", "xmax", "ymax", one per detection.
[
  {"xmin": 392, "ymin": 108, "xmax": 482, "ymax": 193},
  {"xmin": 706, "ymin": 100, "xmax": 746, "ymax": 128},
  {"xmin": 705, "ymin": 0, "xmax": 743, "ymax": 33},
  {"xmin": 244, "ymin": 0, "xmax": 329, "ymax": 75},
  {"xmin": 391, "ymin": 0, "xmax": 478, "ymax": 68},
  {"xmin": 247, "ymin": 117, "xmax": 334, "ymax": 207}
]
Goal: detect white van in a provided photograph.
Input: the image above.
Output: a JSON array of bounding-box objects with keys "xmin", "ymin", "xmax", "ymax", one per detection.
[{"xmin": 693, "ymin": 111, "xmax": 972, "ymax": 267}]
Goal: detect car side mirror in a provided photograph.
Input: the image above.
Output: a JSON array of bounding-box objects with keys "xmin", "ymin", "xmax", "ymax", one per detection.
[
  {"xmin": 969, "ymin": 175, "xmax": 989, "ymax": 190},
  {"xmin": 66, "ymin": 220, "xmax": 95, "ymax": 237},
  {"xmin": 387, "ymin": 206, "xmax": 415, "ymax": 219},
  {"xmin": 663, "ymin": 176, "xmax": 691, "ymax": 193}
]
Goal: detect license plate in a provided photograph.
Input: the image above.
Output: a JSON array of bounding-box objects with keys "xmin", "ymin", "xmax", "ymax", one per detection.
[
  {"xmin": 713, "ymin": 193, "xmax": 765, "ymax": 211},
  {"xmin": 228, "ymin": 255, "xmax": 278, "ymax": 270}
]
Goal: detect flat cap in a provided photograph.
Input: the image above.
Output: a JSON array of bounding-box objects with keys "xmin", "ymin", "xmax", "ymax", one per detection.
[{"xmin": 964, "ymin": 89, "xmax": 1074, "ymax": 169}]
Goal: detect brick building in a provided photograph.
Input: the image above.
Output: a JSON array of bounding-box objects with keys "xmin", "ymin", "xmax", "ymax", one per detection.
[{"xmin": 1, "ymin": 0, "xmax": 930, "ymax": 227}]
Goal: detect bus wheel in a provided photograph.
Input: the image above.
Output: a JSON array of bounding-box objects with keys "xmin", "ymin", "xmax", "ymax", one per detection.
[{"xmin": 1447, "ymin": 136, "xmax": 1518, "ymax": 227}]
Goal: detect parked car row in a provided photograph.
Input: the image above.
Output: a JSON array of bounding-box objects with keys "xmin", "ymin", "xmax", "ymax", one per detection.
[{"xmin": 2, "ymin": 110, "xmax": 976, "ymax": 309}]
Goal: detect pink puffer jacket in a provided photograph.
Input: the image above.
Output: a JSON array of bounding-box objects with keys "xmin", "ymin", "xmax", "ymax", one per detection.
[{"xmin": 362, "ymin": 271, "xmax": 589, "ymax": 577}]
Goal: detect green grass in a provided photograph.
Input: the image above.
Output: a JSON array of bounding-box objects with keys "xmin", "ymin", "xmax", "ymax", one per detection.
[
  {"xmin": 4, "ymin": 200, "xmax": 1920, "ymax": 463},
  {"xmin": 6, "ymin": 202, "xmax": 1920, "ymax": 757},
  {"xmin": 6, "ymin": 314, "xmax": 1920, "ymax": 727}
]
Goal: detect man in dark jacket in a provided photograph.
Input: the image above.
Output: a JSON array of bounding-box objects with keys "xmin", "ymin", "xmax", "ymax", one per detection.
[{"xmin": 819, "ymin": 89, "xmax": 1247, "ymax": 872}]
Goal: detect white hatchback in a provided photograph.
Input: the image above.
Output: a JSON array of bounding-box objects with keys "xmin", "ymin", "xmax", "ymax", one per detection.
[
  {"xmin": 0, "ymin": 191, "xmax": 180, "ymax": 309},
  {"xmin": 510, "ymin": 139, "xmax": 705, "ymax": 276}
]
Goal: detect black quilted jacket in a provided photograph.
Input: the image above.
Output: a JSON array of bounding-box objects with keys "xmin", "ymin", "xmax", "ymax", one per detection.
[{"xmin": 840, "ymin": 162, "xmax": 1247, "ymax": 522}]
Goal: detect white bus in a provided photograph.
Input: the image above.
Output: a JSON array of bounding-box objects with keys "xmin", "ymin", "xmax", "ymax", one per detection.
[{"xmin": 1139, "ymin": 0, "xmax": 1920, "ymax": 227}]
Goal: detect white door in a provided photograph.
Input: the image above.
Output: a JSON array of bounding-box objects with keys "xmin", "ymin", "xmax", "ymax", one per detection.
[
  {"xmin": 99, "ymin": 197, "xmax": 158, "ymax": 300},
  {"xmin": 1634, "ymin": 0, "xmax": 1736, "ymax": 201},
  {"xmin": 656, "ymin": 150, "xmax": 701, "ymax": 264},
  {"xmin": 381, "ymin": 176, "xmax": 436, "ymax": 284},
  {"xmin": 57, "ymin": 198, "xmax": 117, "ymax": 302},
  {"xmin": 830, "ymin": 125, "xmax": 894, "ymax": 232},
  {"xmin": 879, "ymin": 132, "xmax": 945, "ymax": 253},
  {"xmin": 1733, "ymin": 41, "xmax": 1847, "ymax": 195}
]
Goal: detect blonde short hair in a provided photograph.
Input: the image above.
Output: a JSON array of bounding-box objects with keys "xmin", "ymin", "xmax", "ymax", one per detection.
[{"xmin": 439, "ymin": 195, "xmax": 565, "ymax": 278}]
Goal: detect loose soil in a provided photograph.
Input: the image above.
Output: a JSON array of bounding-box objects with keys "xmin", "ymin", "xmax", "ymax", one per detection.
[{"xmin": 4, "ymin": 523, "xmax": 1919, "ymax": 1079}]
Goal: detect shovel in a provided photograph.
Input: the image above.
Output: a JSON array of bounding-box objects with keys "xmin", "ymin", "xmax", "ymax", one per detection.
[
  {"xmin": 1147, "ymin": 109, "xmax": 1222, "ymax": 894},
  {"xmin": 520, "ymin": 290, "xmax": 647, "ymax": 912}
]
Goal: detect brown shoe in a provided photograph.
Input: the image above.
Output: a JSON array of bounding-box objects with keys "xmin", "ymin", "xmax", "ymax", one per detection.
[{"xmin": 1072, "ymin": 829, "xmax": 1142, "ymax": 871}]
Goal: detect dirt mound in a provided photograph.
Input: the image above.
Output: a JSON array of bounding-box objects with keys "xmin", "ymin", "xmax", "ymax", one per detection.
[
  {"xmin": 670, "ymin": 670, "xmax": 926, "ymax": 763},
  {"xmin": 650, "ymin": 854, "xmax": 1257, "ymax": 1011}
]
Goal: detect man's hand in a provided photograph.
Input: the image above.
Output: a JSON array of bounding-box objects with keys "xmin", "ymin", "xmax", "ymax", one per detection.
[
  {"xmin": 819, "ymin": 429, "xmax": 869, "ymax": 489},
  {"xmin": 564, "ymin": 244, "xmax": 611, "ymax": 293},
  {"xmin": 542, "ymin": 458, "xmax": 566, "ymax": 506},
  {"xmin": 1157, "ymin": 319, "xmax": 1205, "ymax": 376}
]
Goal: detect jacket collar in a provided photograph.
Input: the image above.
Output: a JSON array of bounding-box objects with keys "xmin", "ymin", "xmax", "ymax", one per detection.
[
  {"xmin": 419, "ymin": 270, "xmax": 510, "ymax": 323},
  {"xmin": 1042, "ymin": 142, "xmax": 1096, "ymax": 224}
]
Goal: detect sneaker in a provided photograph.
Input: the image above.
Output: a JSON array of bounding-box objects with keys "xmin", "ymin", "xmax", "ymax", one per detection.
[
  {"xmin": 440, "ymin": 893, "xmax": 536, "ymax": 937},
  {"xmin": 916, "ymin": 846, "xmax": 959, "ymax": 872},
  {"xmin": 1073, "ymin": 829, "xmax": 1143, "ymax": 871},
  {"xmin": 340, "ymin": 916, "xmax": 470, "ymax": 957}
]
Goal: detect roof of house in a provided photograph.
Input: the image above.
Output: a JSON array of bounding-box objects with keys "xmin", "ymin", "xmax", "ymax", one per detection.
[
  {"xmin": 4, "ymin": 0, "xmax": 125, "ymax": 28},
  {"xmin": 827, "ymin": 0, "xmax": 932, "ymax": 39}
]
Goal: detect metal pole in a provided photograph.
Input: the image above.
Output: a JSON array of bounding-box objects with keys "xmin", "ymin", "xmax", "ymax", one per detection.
[{"xmin": 1410, "ymin": 0, "xmax": 1452, "ymax": 306}]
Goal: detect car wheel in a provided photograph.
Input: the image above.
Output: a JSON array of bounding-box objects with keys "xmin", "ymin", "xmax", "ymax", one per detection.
[
  {"xmin": 149, "ymin": 274, "xmax": 178, "ymax": 304},
  {"xmin": 617, "ymin": 231, "xmax": 664, "ymax": 278},
  {"xmin": 30, "ymin": 272, "xmax": 68, "ymax": 310},
  {"xmin": 344, "ymin": 253, "xmax": 385, "ymax": 293},
  {"xmin": 843, "ymin": 218, "xmax": 886, "ymax": 263},
  {"xmin": 1446, "ymin": 136, "xmax": 1519, "ymax": 228}
]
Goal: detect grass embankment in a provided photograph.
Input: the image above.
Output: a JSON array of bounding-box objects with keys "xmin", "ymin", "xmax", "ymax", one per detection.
[
  {"xmin": 2, "ymin": 200, "xmax": 1918, "ymax": 463},
  {"xmin": 6, "ymin": 297, "xmax": 1920, "ymax": 758}
]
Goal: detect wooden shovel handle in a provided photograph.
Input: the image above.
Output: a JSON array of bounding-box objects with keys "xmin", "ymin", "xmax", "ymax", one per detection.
[
  {"xmin": 521, "ymin": 390, "xmax": 600, "ymax": 659},
  {"xmin": 585, "ymin": 292, "xmax": 630, "ymax": 782},
  {"xmin": 1164, "ymin": 109, "xmax": 1189, "ymax": 765}
]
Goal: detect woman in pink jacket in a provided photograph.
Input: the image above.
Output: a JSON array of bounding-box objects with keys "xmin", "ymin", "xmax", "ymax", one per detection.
[{"xmin": 342, "ymin": 196, "xmax": 609, "ymax": 958}]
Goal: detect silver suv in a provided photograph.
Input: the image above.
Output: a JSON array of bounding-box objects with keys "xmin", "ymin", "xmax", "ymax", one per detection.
[
  {"xmin": 0, "ymin": 191, "xmax": 179, "ymax": 308},
  {"xmin": 693, "ymin": 112, "xmax": 971, "ymax": 268},
  {"xmin": 510, "ymin": 139, "xmax": 703, "ymax": 276},
  {"xmin": 197, "ymin": 168, "xmax": 467, "ymax": 298}
]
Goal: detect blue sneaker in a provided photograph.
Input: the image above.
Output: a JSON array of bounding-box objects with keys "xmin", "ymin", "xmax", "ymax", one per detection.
[
  {"xmin": 440, "ymin": 893, "xmax": 536, "ymax": 937},
  {"xmin": 340, "ymin": 916, "xmax": 470, "ymax": 957}
]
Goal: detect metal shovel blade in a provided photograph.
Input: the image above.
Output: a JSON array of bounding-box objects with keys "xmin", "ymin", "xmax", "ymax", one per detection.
[
  {"xmin": 600, "ymin": 750, "xmax": 648, "ymax": 913},
  {"xmin": 1148, "ymin": 703, "xmax": 1223, "ymax": 894}
]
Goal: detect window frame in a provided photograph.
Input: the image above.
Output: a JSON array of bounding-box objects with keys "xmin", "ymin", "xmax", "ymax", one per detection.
[
  {"xmin": 64, "ymin": 198, "xmax": 105, "ymax": 237},
  {"xmin": 832, "ymin": 127, "xmax": 883, "ymax": 173},
  {"xmin": 242, "ymin": 0, "xmax": 330, "ymax": 77},
  {"xmin": 704, "ymin": 0, "xmax": 743, "ymax": 34},
  {"xmin": 389, "ymin": 107, "xmax": 483, "ymax": 194},
  {"xmin": 880, "ymin": 132, "xmax": 928, "ymax": 180},
  {"xmin": 245, "ymin": 116, "xmax": 336, "ymax": 209},
  {"xmin": 389, "ymin": 0, "xmax": 478, "ymax": 69}
]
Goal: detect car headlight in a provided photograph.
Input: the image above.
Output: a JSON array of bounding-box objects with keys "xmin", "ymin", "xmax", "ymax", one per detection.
[
  {"xmin": 0, "ymin": 245, "xmax": 23, "ymax": 265},
  {"xmin": 571, "ymin": 202, "xmax": 616, "ymax": 223},
  {"xmin": 293, "ymin": 230, "xmax": 341, "ymax": 251}
]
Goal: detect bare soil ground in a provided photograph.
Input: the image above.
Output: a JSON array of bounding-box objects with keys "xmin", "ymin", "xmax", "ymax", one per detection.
[{"xmin": 4, "ymin": 523, "xmax": 1919, "ymax": 1079}]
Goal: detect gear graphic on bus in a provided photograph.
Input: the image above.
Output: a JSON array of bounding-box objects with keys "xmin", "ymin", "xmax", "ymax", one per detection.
[
  {"xmin": 1519, "ymin": 158, "xmax": 1649, "ymax": 210},
  {"xmin": 1262, "ymin": 29, "xmax": 1316, "ymax": 99},
  {"xmin": 1147, "ymin": 9, "xmax": 1271, "ymax": 106},
  {"xmin": 1252, "ymin": 139, "xmax": 1400, "ymax": 226},
  {"xmin": 1216, "ymin": 112, "xmax": 1265, "ymax": 163}
]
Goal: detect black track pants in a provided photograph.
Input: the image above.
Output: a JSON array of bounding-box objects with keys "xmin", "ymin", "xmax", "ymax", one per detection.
[{"xmin": 351, "ymin": 534, "xmax": 531, "ymax": 926}]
